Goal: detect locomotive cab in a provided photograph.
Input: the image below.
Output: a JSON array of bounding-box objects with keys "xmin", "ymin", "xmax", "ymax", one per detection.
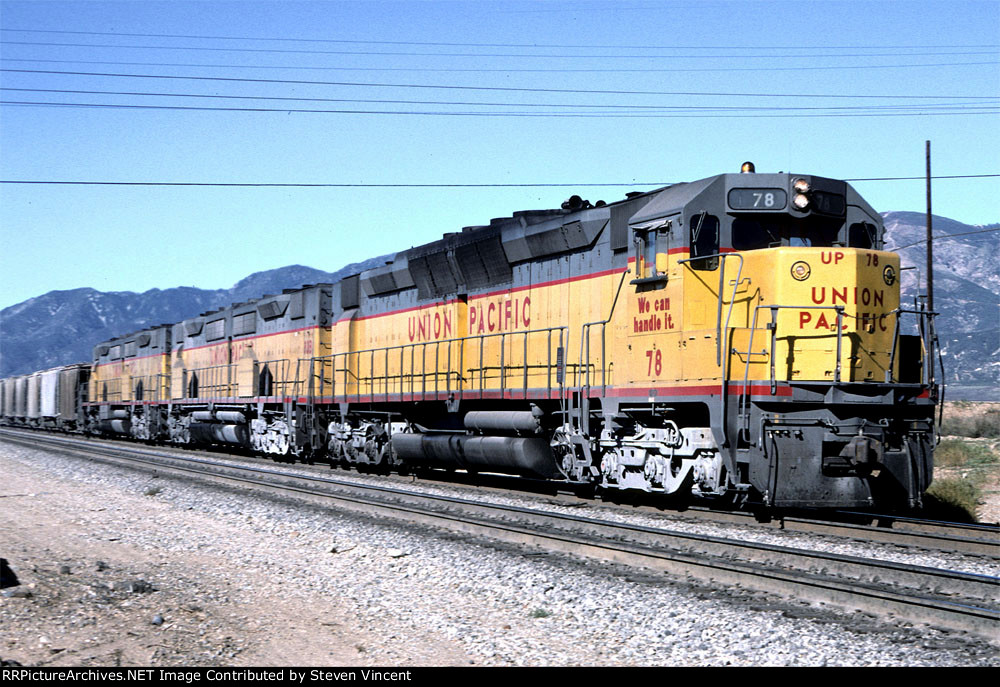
[{"xmin": 621, "ymin": 169, "xmax": 938, "ymax": 509}]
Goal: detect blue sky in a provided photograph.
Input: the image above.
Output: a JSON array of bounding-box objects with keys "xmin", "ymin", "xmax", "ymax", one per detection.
[{"xmin": 1, "ymin": 0, "xmax": 998, "ymax": 310}]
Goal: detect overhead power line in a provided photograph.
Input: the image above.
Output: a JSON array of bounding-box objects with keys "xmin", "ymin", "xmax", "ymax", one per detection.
[
  {"xmin": 3, "ymin": 27, "xmax": 998, "ymax": 51},
  {"xmin": 2, "ymin": 69, "xmax": 993, "ymax": 100},
  {"xmin": 844, "ymin": 174, "xmax": 1000, "ymax": 181},
  {"xmin": 3, "ymin": 175, "xmax": 997, "ymax": 188},
  {"xmin": 888, "ymin": 227, "xmax": 1000, "ymax": 250},
  {"xmin": 4, "ymin": 87, "xmax": 995, "ymax": 113},
  {"xmin": 4, "ymin": 57, "xmax": 997, "ymax": 75},
  {"xmin": 6, "ymin": 39, "xmax": 998, "ymax": 60},
  {"xmin": 4, "ymin": 100, "xmax": 997, "ymax": 118}
]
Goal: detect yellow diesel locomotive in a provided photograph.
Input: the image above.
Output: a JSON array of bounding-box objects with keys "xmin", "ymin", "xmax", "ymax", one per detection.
[{"xmin": 17, "ymin": 164, "xmax": 940, "ymax": 510}]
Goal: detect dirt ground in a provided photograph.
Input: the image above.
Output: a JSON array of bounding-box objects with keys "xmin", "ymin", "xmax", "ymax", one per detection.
[
  {"xmin": 3, "ymin": 419, "xmax": 997, "ymax": 668},
  {"xmin": 937, "ymin": 402, "xmax": 1000, "ymax": 523},
  {"xmin": 941, "ymin": 401, "xmax": 1000, "ymax": 437},
  {"xmin": 933, "ymin": 441, "xmax": 1000, "ymax": 524},
  {"xmin": 0, "ymin": 453, "xmax": 472, "ymax": 667},
  {"xmin": 976, "ymin": 466, "xmax": 1000, "ymax": 523}
]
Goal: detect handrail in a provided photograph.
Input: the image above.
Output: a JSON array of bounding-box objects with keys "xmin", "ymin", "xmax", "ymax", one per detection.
[
  {"xmin": 92, "ymin": 371, "xmax": 169, "ymax": 405},
  {"xmin": 732, "ymin": 304, "xmax": 844, "ymax": 445},
  {"xmin": 182, "ymin": 357, "xmax": 294, "ymax": 400},
  {"xmin": 885, "ymin": 307, "xmax": 938, "ymax": 384},
  {"xmin": 676, "ymin": 252, "xmax": 746, "ymax": 449},
  {"xmin": 309, "ymin": 325, "xmax": 568, "ymax": 402},
  {"xmin": 764, "ymin": 305, "xmax": 845, "ymax": 388},
  {"xmin": 579, "ymin": 268, "xmax": 630, "ymax": 399},
  {"xmin": 929, "ymin": 312, "xmax": 945, "ymax": 430},
  {"xmin": 885, "ymin": 304, "xmax": 944, "ymax": 428},
  {"xmin": 676, "ymin": 252, "xmax": 745, "ymax": 367}
]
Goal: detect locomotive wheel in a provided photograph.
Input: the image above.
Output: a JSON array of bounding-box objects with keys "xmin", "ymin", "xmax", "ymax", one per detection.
[
  {"xmin": 662, "ymin": 473, "xmax": 694, "ymax": 510},
  {"xmin": 299, "ymin": 445, "xmax": 314, "ymax": 465}
]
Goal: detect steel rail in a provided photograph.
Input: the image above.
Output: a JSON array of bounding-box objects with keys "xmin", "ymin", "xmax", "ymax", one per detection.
[
  {"xmin": 0, "ymin": 427, "xmax": 994, "ymax": 554},
  {"xmin": 2, "ymin": 429, "xmax": 997, "ymax": 642},
  {"xmin": 672, "ymin": 506, "xmax": 1000, "ymax": 558}
]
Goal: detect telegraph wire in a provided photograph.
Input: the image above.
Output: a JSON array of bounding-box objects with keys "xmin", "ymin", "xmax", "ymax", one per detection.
[
  {"xmin": 887, "ymin": 227, "xmax": 1000, "ymax": 251},
  {"xmin": 3, "ymin": 27, "xmax": 998, "ymax": 51},
  {"xmin": 3, "ymin": 69, "xmax": 994, "ymax": 100},
  {"xmin": 846, "ymin": 174, "xmax": 1000, "ymax": 181},
  {"xmin": 4, "ymin": 100, "xmax": 997, "ymax": 118},
  {"xmin": 4, "ymin": 87, "xmax": 995, "ymax": 113},
  {"xmin": 6, "ymin": 40, "xmax": 999, "ymax": 60},
  {"xmin": 3, "ymin": 175, "xmax": 998, "ymax": 188},
  {"xmin": 3, "ymin": 57, "xmax": 997, "ymax": 74}
]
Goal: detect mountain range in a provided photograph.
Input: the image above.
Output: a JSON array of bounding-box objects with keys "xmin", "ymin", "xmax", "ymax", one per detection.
[
  {"xmin": 882, "ymin": 212, "xmax": 999, "ymax": 400},
  {"xmin": 0, "ymin": 259, "xmax": 388, "ymax": 379},
  {"xmin": 2, "ymin": 212, "xmax": 997, "ymax": 399}
]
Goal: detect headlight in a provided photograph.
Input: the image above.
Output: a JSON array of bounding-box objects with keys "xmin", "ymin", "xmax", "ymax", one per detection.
[
  {"xmin": 791, "ymin": 261, "xmax": 811, "ymax": 281},
  {"xmin": 792, "ymin": 193, "xmax": 810, "ymax": 210},
  {"xmin": 792, "ymin": 178, "xmax": 810, "ymax": 193}
]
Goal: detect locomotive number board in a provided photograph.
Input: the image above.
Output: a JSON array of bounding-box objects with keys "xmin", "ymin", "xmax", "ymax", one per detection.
[{"xmin": 727, "ymin": 188, "xmax": 787, "ymax": 210}]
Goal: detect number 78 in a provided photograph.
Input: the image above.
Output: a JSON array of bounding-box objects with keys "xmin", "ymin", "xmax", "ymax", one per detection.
[{"xmin": 645, "ymin": 349, "xmax": 662, "ymax": 376}]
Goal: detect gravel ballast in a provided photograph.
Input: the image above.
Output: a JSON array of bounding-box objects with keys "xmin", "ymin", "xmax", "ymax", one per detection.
[{"xmin": 0, "ymin": 441, "xmax": 996, "ymax": 667}]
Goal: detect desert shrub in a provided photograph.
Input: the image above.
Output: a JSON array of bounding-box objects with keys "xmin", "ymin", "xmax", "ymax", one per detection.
[
  {"xmin": 940, "ymin": 404, "xmax": 1000, "ymax": 438},
  {"xmin": 934, "ymin": 440, "xmax": 998, "ymax": 467},
  {"xmin": 974, "ymin": 410, "xmax": 1000, "ymax": 438},
  {"xmin": 925, "ymin": 477, "xmax": 982, "ymax": 522}
]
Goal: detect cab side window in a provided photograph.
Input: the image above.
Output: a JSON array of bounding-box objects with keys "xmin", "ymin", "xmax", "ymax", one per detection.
[
  {"xmin": 690, "ymin": 213, "xmax": 719, "ymax": 270},
  {"xmin": 849, "ymin": 222, "xmax": 877, "ymax": 249},
  {"xmin": 634, "ymin": 228, "xmax": 670, "ymax": 278}
]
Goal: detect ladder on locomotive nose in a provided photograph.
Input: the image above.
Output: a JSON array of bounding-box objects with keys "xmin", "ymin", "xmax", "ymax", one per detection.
[
  {"xmin": 733, "ymin": 304, "xmax": 846, "ymax": 443},
  {"xmin": 677, "ymin": 252, "xmax": 750, "ymax": 449}
]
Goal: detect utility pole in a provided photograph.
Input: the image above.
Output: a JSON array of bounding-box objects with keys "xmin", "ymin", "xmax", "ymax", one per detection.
[{"xmin": 926, "ymin": 140, "xmax": 934, "ymax": 313}]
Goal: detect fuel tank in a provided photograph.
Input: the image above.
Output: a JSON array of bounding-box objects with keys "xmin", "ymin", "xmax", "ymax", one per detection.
[{"xmin": 391, "ymin": 433, "xmax": 561, "ymax": 478}]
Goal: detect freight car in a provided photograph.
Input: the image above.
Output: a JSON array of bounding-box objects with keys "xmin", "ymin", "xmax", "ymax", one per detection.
[
  {"xmin": 0, "ymin": 364, "xmax": 89, "ymax": 431},
  {"xmin": 2, "ymin": 165, "xmax": 941, "ymax": 510}
]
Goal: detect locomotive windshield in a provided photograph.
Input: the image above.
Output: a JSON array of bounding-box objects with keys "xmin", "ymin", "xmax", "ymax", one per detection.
[{"xmin": 731, "ymin": 216, "xmax": 843, "ymax": 250}]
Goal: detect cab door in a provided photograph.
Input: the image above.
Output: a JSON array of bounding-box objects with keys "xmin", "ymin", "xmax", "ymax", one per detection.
[{"xmin": 623, "ymin": 217, "xmax": 684, "ymax": 390}]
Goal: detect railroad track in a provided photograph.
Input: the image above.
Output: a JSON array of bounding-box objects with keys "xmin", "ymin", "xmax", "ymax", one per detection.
[
  {"xmin": 662, "ymin": 505, "xmax": 1000, "ymax": 557},
  {"xmin": 3, "ymin": 427, "xmax": 996, "ymax": 555},
  {"xmin": 2, "ymin": 428, "xmax": 998, "ymax": 642},
  {"xmin": 372, "ymin": 469, "xmax": 1000, "ymax": 557}
]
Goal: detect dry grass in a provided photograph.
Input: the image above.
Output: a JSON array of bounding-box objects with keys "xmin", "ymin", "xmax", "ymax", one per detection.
[
  {"xmin": 940, "ymin": 401, "xmax": 1000, "ymax": 438},
  {"xmin": 925, "ymin": 477, "xmax": 983, "ymax": 522},
  {"xmin": 925, "ymin": 421, "xmax": 1000, "ymax": 522},
  {"xmin": 927, "ymin": 437, "xmax": 1000, "ymax": 522},
  {"xmin": 934, "ymin": 439, "xmax": 999, "ymax": 467}
]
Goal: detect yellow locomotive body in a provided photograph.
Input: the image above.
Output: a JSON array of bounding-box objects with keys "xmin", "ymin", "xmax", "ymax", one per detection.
[
  {"xmin": 171, "ymin": 324, "xmax": 325, "ymax": 401},
  {"xmin": 156, "ymin": 286, "xmax": 332, "ymax": 453},
  {"xmin": 66, "ymin": 167, "xmax": 939, "ymax": 510},
  {"xmin": 615, "ymin": 246, "xmax": 904, "ymax": 390},
  {"xmin": 88, "ymin": 326, "xmax": 171, "ymax": 439},
  {"xmin": 323, "ymin": 269, "xmax": 622, "ymax": 403},
  {"xmin": 317, "ymin": 169, "xmax": 936, "ymax": 508},
  {"xmin": 333, "ymin": 247, "xmax": 909, "ymax": 401}
]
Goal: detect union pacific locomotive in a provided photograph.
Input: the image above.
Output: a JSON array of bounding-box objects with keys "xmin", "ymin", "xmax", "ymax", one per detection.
[{"xmin": 0, "ymin": 165, "xmax": 941, "ymax": 510}]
